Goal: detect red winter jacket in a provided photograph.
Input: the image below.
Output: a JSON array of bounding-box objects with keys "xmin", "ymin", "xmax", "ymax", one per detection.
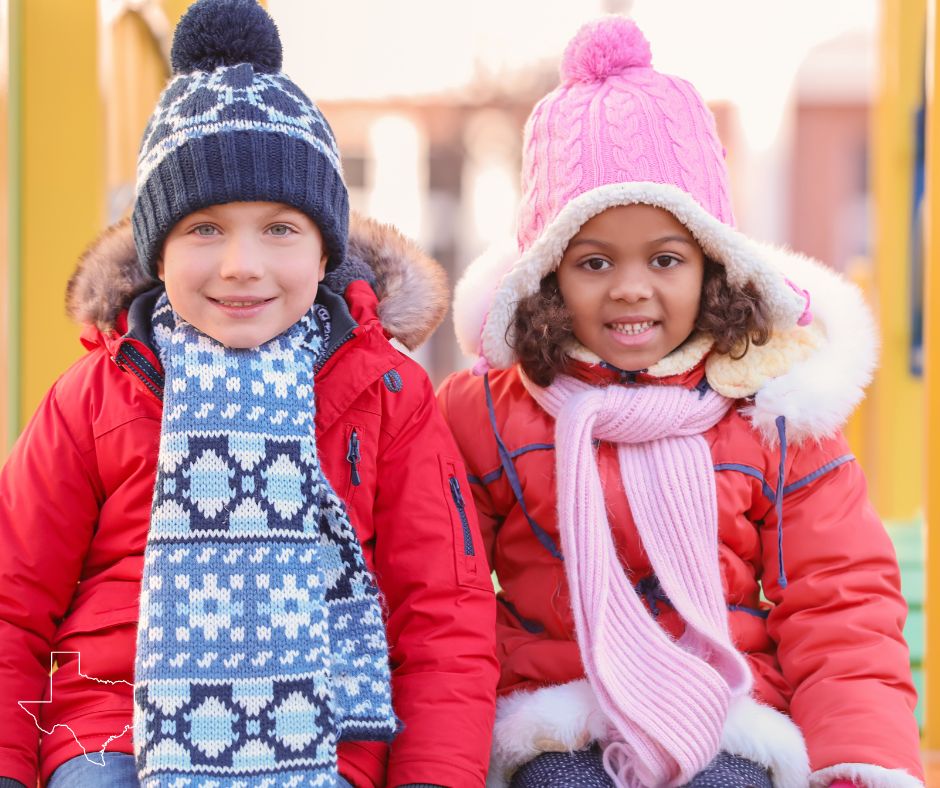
[
  {"xmin": 0, "ymin": 217, "xmax": 498, "ymax": 788},
  {"xmin": 437, "ymin": 360, "xmax": 923, "ymax": 785}
]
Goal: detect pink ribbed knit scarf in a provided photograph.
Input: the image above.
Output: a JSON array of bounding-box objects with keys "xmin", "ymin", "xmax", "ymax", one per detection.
[{"xmin": 521, "ymin": 373, "xmax": 753, "ymax": 787}]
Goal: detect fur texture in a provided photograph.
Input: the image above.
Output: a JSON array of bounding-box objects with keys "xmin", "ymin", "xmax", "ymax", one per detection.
[
  {"xmin": 810, "ymin": 763, "xmax": 924, "ymax": 788},
  {"xmin": 720, "ymin": 695, "xmax": 809, "ymax": 788},
  {"xmin": 486, "ymin": 680, "xmax": 813, "ymax": 788},
  {"xmin": 347, "ymin": 212, "xmax": 448, "ymax": 350},
  {"xmin": 65, "ymin": 213, "xmax": 448, "ymax": 349},
  {"xmin": 452, "ymin": 182, "xmax": 878, "ymax": 446},
  {"xmin": 452, "ymin": 239, "xmax": 518, "ymax": 361},
  {"xmin": 486, "ymin": 680, "xmax": 611, "ymax": 788},
  {"xmin": 740, "ymin": 247, "xmax": 879, "ymax": 445}
]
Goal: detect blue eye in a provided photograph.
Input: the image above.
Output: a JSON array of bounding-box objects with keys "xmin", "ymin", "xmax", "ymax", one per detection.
[
  {"xmin": 192, "ymin": 224, "xmax": 218, "ymax": 237},
  {"xmin": 268, "ymin": 223, "xmax": 295, "ymax": 236},
  {"xmin": 580, "ymin": 257, "xmax": 612, "ymax": 271},
  {"xmin": 651, "ymin": 254, "xmax": 681, "ymax": 269}
]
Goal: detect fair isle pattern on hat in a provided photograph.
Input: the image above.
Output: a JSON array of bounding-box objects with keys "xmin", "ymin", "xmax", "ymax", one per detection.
[
  {"xmin": 137, "ymin": 66, "xmax": 342, "ymax": 191},
  {"xmin": 131, "ymin": 0, "xmax": 349, "ymax": 276},
  {"xmin": 133, "ymin": 294, "xmax": 396, "ymax": 785}
]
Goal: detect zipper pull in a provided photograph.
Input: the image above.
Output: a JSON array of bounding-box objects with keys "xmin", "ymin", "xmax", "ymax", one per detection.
[
  {"xmin": 346, "ymin": 429, "xmax": 361, "ymax": 487},
  {"xmin": 449, "ymin": 476, "xmax": 464, "ymax": 507}
]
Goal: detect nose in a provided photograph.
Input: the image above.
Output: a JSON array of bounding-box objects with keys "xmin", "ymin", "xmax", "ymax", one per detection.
[
  {"xmin": 218, "ymin": 236, "xmax": 263, "ymax": 280},
  {"xmin": 608, "ymin": 263, "xmax": 653, "ymax": 303}
]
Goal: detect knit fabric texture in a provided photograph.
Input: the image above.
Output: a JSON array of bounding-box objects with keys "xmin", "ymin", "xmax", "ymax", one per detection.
[
  {"xmin": 132, "ymin": 0, "xmax": 348, "ymax": 276},
  {"xmin": 517, "ymin": 15, "xmax": 732, "ymax": 253},
  {"xmin": 521, "ymin": 374, "xmax": 752, "ymax": 787},
  {"xmin": 133, "ymin": 294, "xmax": 396, "ymax": 785}
]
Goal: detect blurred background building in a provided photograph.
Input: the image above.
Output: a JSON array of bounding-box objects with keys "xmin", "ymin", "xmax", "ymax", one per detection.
[{"xmin": 3, "ymin": 0, "xmax": 940, "ymax": 774}]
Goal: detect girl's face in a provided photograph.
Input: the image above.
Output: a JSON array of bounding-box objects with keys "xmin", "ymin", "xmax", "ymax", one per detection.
[
  {"xmin": 556, "ymin": 204, "xmax": 705, "ymax": 372},
  {"xmin": 158, "ymin": 201, "xmax": 328, "ymax": 348}
]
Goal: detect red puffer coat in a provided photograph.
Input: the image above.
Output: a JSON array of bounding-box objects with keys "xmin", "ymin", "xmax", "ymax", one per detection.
[
  {"xmin": 438, "ymin": 358, "xmax": 923, "ymax": 787},
  {"xmin": 0, "ymin": 216, "xmax": 498, "ymax": 788}
]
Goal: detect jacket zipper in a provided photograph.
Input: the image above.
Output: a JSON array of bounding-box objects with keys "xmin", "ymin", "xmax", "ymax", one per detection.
[
  {"xmin": 113, "ymin": 346, "xmax": 163, "ymax": 399},
  {"xmin": 346, "ymin": 429, "xmax": 361, "ymax": 487},
  {"xmin": 449, "ymin": 476, "xmax": 475, "ymax": 556},
  {"xmin": 314, "ymin": 329, "xmax": 356, "ymax": 374}
]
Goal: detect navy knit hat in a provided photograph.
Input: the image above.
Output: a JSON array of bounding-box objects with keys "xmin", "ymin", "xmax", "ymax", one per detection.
[{"xmin": 132, "ymin": 0, "xmax": 348, "ymax": 276}]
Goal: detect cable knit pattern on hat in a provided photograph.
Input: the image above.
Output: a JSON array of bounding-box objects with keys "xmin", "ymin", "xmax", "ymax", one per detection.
[
  {"xmin": 521, "ymin": 373, "xmax": 752, "ymax": 787},
  {"xmin": 516, "ymin": 16, "xmax": 733, "ymax": 254}
]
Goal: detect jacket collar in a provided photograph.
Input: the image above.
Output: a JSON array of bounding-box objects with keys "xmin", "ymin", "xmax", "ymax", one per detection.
[{"xmin": 564, "ymin": 357, "xmax": 707, "ymax": 391}]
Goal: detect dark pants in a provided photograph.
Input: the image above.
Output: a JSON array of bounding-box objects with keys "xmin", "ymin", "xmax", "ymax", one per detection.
[
  {"xmin": 509, "ymin": 747, "xmax": 773, "ymax": 788},
  {"xmin": 47, "ymin": 753, "xmax": 358, "ymax": 787}
]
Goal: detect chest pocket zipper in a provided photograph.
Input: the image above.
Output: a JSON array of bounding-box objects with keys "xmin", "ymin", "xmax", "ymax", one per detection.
[
  {"xmin": 448, "ymin": 476, "xmax": 475, "ymax": 556},
  {"xmin": 346, "ymin": 429, "xmax": 361, "ymax": 487}
]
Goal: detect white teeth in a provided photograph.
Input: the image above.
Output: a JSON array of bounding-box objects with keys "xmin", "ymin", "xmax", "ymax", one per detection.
[
  {"xmin": 218, "ymin": 300, "xmax": 261, "ymax": 307},
  {"xmin": 611, "ymin": 321, "xmax": 654, "ymax": 335}
]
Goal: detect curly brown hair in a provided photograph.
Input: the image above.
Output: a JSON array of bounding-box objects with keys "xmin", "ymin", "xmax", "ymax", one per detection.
[{"xmin": 510, "ymin": 259, "xmax": 771, "ymax": 386}]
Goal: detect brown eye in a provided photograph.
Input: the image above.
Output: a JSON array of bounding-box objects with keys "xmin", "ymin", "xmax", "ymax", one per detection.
[
  {"xmin": 651, "ymin": 254, "xmax": 681, "ymax": 269},
  {"xmin": 580, "ymin": 257, "xmax": 612, "ymax": 272}
]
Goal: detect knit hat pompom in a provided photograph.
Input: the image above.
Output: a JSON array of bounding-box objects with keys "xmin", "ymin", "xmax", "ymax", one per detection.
[
  {"xmin": 170, "ymin": 0, "xmax": 282, "ymax": 74},
  {"xmin": 560, "ymin": 16, "xmax": 651, "ymax": 83}
]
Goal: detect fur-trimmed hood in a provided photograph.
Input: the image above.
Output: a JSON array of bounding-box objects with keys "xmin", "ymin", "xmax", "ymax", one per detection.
[
  {"xmin": 454, "ymin": 232, "xmax": 878, "ymax": 446},
  {"xmin": 66, "ymin": 212, "xmax": 448, "ymax": 350}
]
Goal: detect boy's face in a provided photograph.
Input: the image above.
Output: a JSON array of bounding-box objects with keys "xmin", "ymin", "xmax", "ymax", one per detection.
[
  {"xmin": 556, "ymin": 203, "xmax": 704, "ymax": 372},
  {"xmin": 158, "ymin": 202, "xmax": 329, "ymax": 348}
]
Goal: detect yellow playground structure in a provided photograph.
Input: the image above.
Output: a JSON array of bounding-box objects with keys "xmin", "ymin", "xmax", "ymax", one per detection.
[{"xmin": 2, "ymin": 0, "xmax": 940, "ymax": 778}]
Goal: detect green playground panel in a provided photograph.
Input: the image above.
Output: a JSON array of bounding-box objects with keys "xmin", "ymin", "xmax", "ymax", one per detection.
[{"xmin": 887, "ymin": 518, "xmax": 924, "ymax": 728}]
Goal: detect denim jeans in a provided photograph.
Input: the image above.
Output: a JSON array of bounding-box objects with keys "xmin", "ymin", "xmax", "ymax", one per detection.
[{"xmin": 47, "ymin": 753, "xmax": 356, "ymax": 787}]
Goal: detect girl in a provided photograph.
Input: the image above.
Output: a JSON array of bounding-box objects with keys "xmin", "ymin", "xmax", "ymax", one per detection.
[{"xmin": 438, "ymin": 16, "xmax": 923, "ymax": 788}]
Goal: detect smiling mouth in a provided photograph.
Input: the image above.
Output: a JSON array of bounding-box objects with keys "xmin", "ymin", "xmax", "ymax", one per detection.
[
  {"xmin": 609, "ymin": 321, "xmax": 656, "ymax": 335},
  {"xmin": 210, "ymin": 297, "xmax": 274, "ymax": 307}
]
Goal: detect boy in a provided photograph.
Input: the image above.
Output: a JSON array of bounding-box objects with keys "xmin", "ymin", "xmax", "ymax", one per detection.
[{"xmin": 0, "ymin": 1, "xmax": 497, "ymax": 786}]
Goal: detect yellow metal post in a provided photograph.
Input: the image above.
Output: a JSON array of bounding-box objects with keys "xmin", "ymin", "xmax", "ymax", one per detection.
[
  {"xmin": 1, "ymin": 0, "xmax": 11, "ymax": 459},
  {"xmin": 17, "ymin": 0, "xmax": 104, "ymax": 428},
  {"xmin": 924, "ymin": 0, "xmax": 940, "ymax": 757},
  {"xmin": 870, "ymin": 0, "xmax": 926, "ymax": 521}
]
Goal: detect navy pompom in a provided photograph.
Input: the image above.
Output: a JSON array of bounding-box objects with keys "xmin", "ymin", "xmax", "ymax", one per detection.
[{"xmin": 170, "ymin": 0, "xmax": 282, "ymax": 74}]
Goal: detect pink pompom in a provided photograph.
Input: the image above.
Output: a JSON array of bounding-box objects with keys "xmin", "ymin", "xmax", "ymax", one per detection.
[{"xmin": 560, "ymin": 16, "xmax": 652, "ymax": 84}]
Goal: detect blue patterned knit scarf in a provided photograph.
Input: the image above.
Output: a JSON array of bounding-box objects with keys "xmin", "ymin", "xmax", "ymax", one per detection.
[{"xmin": 134, "ymin": 294, "xmax": 397, "ymax": 786}]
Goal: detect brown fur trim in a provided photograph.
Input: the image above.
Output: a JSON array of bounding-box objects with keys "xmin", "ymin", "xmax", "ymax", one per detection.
[
  {"xmin": 64, "ymin": 213, "xmax": 450, "ymax": 347},
  {"xmin": 65, "ymin": 218, "xmax": 157, "ymax": 332},
  {"xmin": 347, "ymin": 213, "xmax": 449, "ymax": 349}
]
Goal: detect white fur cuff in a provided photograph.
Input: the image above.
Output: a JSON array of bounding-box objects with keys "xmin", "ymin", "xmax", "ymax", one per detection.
[
  {"xmin": 487, "ymin": 682, "xmax": 813, "ymax": 788},
  {"xmin": 487, "ymin": 679, "xmax": 609, "ymax": 788},
  {"xmin": 720, "ymin": 695, "xmax": 809, "ymax": 788},
  {"xmin": 810, "ymin": 763, "xmax": 924, "ymax": 788}
]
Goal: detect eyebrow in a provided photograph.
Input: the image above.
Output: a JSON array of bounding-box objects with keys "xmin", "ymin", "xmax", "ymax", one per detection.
[{"xmin": 566, "ymin": 234, "xmax": 697, "ymax": 249}]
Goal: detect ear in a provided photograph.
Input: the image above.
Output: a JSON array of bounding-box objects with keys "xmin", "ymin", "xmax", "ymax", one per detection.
[
  {"xmin": 317, "ymin": 253, "xmax": 328, "ymax": 282},
  {"xmin": 156, "ymin": 257, "xmax": 166, "ymax": 282}
]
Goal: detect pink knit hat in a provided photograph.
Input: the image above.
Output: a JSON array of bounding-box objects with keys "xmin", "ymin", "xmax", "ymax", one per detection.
[
  {"xmin": 454, "ymin": 16, "xmax": 809, "ymax": 373},
  {"xmin": 518, "ymin": 16, "xmax": 733, "ymax": 251}
]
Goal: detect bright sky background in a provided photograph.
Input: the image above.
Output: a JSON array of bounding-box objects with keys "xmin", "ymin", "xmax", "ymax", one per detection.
[
  {"xmin": 270, "ymin": 0, "xmax": 877, "ymax": 108},
  {"xmin": 268, "ymin": 0, "xmax": 878, "ymax": 247}
]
